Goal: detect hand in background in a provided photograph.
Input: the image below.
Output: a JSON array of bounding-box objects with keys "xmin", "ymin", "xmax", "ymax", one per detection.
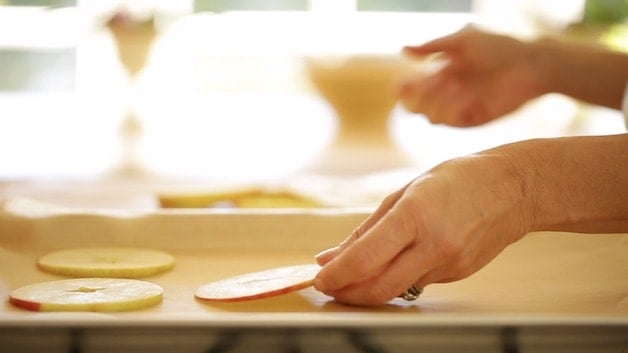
[{"xmin": 399, "ymin": 26, "xmax": 548, "ymax": 127}]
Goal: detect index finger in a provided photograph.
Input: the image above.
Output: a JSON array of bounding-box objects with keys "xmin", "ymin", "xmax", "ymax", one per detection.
[
  {"xmin": 314, "ymin": 197, "xmax": 420, "ymax": 294},
  {"xmin": 315, "ymin": 183, "xmax": 411, "ymax": 266},
  {"xmin": 403, "ymin": 25, "xmax": 471, "ymax": 57}
]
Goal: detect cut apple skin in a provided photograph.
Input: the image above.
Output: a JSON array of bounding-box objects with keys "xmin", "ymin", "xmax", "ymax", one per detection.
[
  {"xmin": 37, "ymin": 247, "xmax": 175, "ymax": 278},
  {"xmin": 9, "ymin": 278, "xmax": 163, "ymax": 312},
  {"xmin": 195, "ymin": 264, "xmax": 321, "ymax": 302},
  {"xmin": 9, "ymin": 297, "xmax": 41, "ymax": 311}
]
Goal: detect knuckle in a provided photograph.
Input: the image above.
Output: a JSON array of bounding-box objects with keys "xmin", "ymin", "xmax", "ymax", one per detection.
[
  {"xmin": 381, "ymin": 191, "xmax": 400, "ymax": 206},
  {"xmin": 394, "ymin": 194, "xmax": 427, "ymax": 239}
]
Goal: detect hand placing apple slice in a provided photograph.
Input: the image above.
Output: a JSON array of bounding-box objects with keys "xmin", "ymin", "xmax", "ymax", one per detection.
[
  {"xmin": 37, "ymin": 247, "xmax": 175, "ymax": 278},
  {"xmin": 196, "ymin": 264, "xmax": 321, "ymax": 302},
  {"xmin": 10, "ymin": 278, "xmax": 163, "ymax": 312}
]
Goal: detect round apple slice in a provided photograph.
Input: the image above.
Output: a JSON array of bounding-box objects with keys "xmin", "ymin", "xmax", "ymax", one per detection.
[
  {"xmin": 37, "ymin": 247, "xmax": 175, "ymax": 278},
  {"xmin": 10, "ymin": 278, "xmax": 163, "ymax": 312},
  {"xmin": 196, "ymin": 264, "xmax": 321, "ymax": 302}
]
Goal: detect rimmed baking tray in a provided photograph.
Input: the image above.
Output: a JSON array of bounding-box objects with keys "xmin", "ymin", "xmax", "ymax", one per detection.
[{"xmin": 1, "ymin": 197, "xmax": 626, "ymax": 351}]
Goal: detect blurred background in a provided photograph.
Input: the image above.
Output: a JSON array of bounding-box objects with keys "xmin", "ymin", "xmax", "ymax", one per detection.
[{"xmin": 0, "ymin": 0, "xmax": 626, "ymax": 207}]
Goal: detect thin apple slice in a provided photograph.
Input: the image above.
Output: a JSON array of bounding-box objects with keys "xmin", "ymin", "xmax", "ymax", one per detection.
[
  {"xmin": 195, "ymin": 264, "xmax": 321, "ymax": 302},
  {"xmin": 9, "ymin": 278, "xmax": 163, "ymax": 312},
  {"xmin": 37, "ymin": 247, "xmax": 175, "ymax": 278}
]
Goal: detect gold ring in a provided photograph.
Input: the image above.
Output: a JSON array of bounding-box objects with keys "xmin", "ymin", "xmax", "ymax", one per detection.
[{"xmin": 399, "ymin": 284, "xmax": 422, "ymax": 301}]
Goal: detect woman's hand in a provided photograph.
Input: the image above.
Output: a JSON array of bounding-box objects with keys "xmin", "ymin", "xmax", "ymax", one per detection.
[
  {"xmin": 313, "ymin": 145, "xmax": 534, "ymax": 306},
  {"xmin": 399, "ymin": 26, "xmax": 548, "ymax": 127},
  {"xmin": 313, "ymin": 133, "xmax": 628, "ymax": 306}
]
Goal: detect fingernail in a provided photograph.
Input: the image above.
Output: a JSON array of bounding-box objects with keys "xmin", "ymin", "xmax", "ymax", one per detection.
[
  {"xmin": 402, "ymin": 45, "xmax": 423, "ymax": 56},
  {"xmin": 314, "ymin": 246, "xmax": 340, "ymax": 265}
]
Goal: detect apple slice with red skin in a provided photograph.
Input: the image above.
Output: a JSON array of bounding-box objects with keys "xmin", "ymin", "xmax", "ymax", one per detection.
[
  {"xmin": 195, "ymin": 264, "xmax": 321, "ymax": 302},
  {"xmin": 10, "ymin": 278, "xmax": 163, "ymax": 312}
]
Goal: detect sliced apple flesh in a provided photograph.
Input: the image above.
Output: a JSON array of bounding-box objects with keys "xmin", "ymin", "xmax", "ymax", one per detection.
[
  {"xmin": 37, "ymin": 247, "xmax": 175, "ymax": 278},
  {"xmin": 195, "ymin": 264, "xmax": 321, "ymax": 302},
  {"xmin": 9, "ymin": 278, "xmax": 163, "ymax": 312}
]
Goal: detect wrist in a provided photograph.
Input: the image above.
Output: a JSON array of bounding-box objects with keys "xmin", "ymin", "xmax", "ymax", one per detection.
[
  {"xmin": 502, "ymin": 135, "xmax": 628, "ymax": 233},
  {"xmin": 527, "ymin": 37, "xmax": 567, "ymax": 96},
  {"xmin": 530, "ymin": 37, "xmax": 628, "ymax": 108},
  {"xmin": 489, "ymin": 141, "xmax": 540, "ymax": 236}
]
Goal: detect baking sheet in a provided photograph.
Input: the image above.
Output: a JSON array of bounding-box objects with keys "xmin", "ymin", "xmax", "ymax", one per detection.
[{"xmin": 0, "ymin": 197, "xmax": 627, "ymax": 328}]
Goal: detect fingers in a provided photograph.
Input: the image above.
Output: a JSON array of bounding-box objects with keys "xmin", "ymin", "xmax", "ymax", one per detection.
[
  {"xmin": 319, "ymin": 234, "xmax": 469, "ymax": 306},
  {"xmin": 399, "ymin": 72, "xmax": 454, "ymax": 122},
  {"xmin": 403, "ymin": 24, "xmax": 477, "ymax": 58},
  {"xmin": 403, "ymin": 29, "xmax": 465, "ymax": 57},
  {"xmin": 316, "ymin": 234, "xmax": 478, "ymax": 306},
  {"xmin": 363, "ymin": 184, "xmax": 410, "ymax": 227},
  {"xmin": 314, "ymin": 194, "xmax": 421, "ymax": 299},
  {"xmin": 322, "ymin": 243, "xmax": 428, "ymax": 306},
  {"xmin": 399, "ymin": 68, "xmax": 481, "ymax": 126},
  {"xmin": 314, "ymin": 185, "xmax": 409, "ymax": 266},
  {"xmin": 399, "ymin": 25, "xmax": 504, "ymax": 127}
]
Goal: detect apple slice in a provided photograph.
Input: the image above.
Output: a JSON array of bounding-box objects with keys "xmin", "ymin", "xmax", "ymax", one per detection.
[
  {"xmin": 195, "ymin": 264, "xmax": 321, "ymax": 302},
  {"xmin": 9, "ymin": 278, "xmax": 163, "ymax": 312},
  {"xmin": 37, "ymin": 247, "xmax": 175, "ymax": 278}
]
